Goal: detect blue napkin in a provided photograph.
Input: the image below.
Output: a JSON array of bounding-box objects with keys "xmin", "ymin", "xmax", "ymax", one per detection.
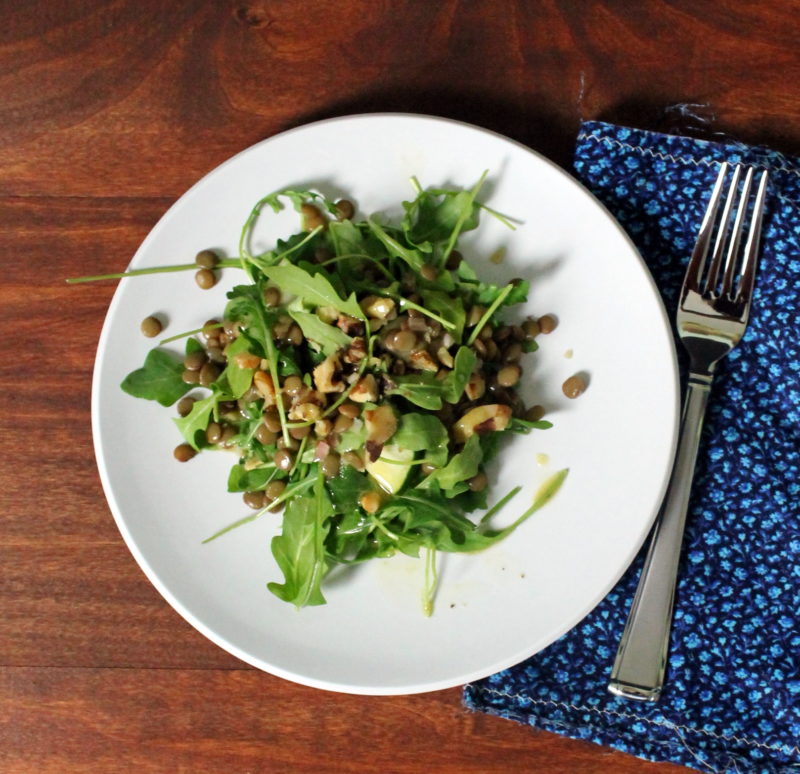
[{"xmin": 464, "ymin": 121, "xmax": 800, "ymax": 773}]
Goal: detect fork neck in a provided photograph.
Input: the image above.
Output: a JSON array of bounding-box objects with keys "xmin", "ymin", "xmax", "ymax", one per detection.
[{"xmin": 687, "ymin": 370, "xmax": 714, "ymax": 388}]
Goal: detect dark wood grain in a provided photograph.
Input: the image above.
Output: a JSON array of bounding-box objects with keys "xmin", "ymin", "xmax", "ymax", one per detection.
[
  {"xmin": 0, "ymin": 668, "xmax": 690, "ymax": 774},
  {"xmin": 1, "ymin": 1, "xmax": 798, "ymax": 198},
  {"xmin": 4, "ymin": 0, "xmax": 799, "ymax": 770}
]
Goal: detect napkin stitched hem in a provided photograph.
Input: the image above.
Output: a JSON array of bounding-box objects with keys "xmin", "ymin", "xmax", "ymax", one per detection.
[
  {"xmin": 576, "ymin": 130, "xmax": 800, "ymax": 212},
  {"xmin": 466, "ymin": 684, "xmax": 800, "ymax": 769}
]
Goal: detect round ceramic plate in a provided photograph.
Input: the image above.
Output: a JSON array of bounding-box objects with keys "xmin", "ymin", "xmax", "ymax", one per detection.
[{"xmin": 92, "ymin": 114, "xmax": 679, "ymax": 695}]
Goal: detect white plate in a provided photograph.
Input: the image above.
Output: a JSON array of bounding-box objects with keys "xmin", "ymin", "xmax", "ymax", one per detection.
[{"xmin": 92, "ymin": 114, "xmax": 679, "ymax": 695}]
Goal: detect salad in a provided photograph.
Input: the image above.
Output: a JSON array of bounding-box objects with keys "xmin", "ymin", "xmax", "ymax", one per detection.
[{"xmin": 79, "ymin": 176, "xmax": 566, "ymax": 615}]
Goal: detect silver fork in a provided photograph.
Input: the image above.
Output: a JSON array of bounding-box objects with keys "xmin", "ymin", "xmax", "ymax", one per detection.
[{"xmin": 608, "ymin": 162, "xmax": 769, "ymax": 702}]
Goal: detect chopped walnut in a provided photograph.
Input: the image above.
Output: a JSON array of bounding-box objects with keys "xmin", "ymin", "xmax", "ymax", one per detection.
[
  {"xmin": 313, "ymin": 354, "xmax": 345, "ymax": 393},
  {"xmin": 408, "ymin": 350, "xmax": 439, "ymax": 372},
  {"xmin": 349, "ymin": 373, "xmax": 379, "ymax": 403},
  {"xmin": 343, "ymin": 337, "xmax": 367, "ymax": 364},
  {"xmin": 336, "ymin": 315, "xmax": 365, "ymax": 336}
]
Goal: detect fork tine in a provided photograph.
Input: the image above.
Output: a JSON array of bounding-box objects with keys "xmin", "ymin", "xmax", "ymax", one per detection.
[
  {"xmin": 704, "ymin": 165, "xmax": 741, "ymax": 293},
  {"xmin": 720, "ymin": 167, "xmax": 753, "ymax": 297},
  {"xmin": 735, "ymin": 169, "xmax": 769, "ymax": 304},
  {"xmin": 683, "ymin": 162, "xmax": 729, "ymax": 291}
]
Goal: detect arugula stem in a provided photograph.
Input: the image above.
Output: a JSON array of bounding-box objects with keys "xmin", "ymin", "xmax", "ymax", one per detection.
[
  {"xmin": 441, "ymin": 169, "xmax": 488, "ymax": 264},
  {"xmin": 249, "ymin": 225, "xmax": 323, "ymax": 273},
  {"xmin": 265, "ymin": 341, "xmax": 291, "ymax": 445},
  {"xmin": 369, "ymin": 514, "xmax": 400, "ymax": 541},
  {"xmin": 201, "ymin": 512, "xmax": 261, "ymax": 544},
  {"xmin": 296, "ymin": 467, "xmax": 328, "ymax": 609},
  {"xmin": 319, "ymin": 252, "xmax": 395, "ymax": 282},
  {"xmin": 249, "ymin": 297, "xmax": 291, "ymax": 444},
  {"xmin": 377, "ymin": 456, "xmax": 438, "ymax": 466},
  {"xmin": 421, "ymin": 546, "xmax": 438, "ymax": 617},
  {"xmin": 478, "ymin": 486, "xmax": 522, "ymax": 526},
  {"xmin": 479, "ymin": 203, "xmax": 518, "ymax": 230},
  {"xmin": 466, "ymin": 283, "xmax": 513, "ymax": 345},
  {"xmin": 159, "ymin": 323, "xmax": 222, "ymax": 345},
  {"xmin": 202, "ymin": 474, "xmax": 317, "ymax": 544},
  {"xmin": 480, "ymin": 470, "xmax": 569, "ymax": 541},
  {"xmin": 288, "ymin": 434, "xmax": 309, "ymax": 477},
  {"xmin": 397, "ymin": 297, "xmax": 456, "ymax": 331},
  {"xmin": 66, "ymin": 259, "xmax": 240, "ymax": 284},
  {"xmin": 239, "ymin": 193, "xmax": 277, "ymax": 262}
]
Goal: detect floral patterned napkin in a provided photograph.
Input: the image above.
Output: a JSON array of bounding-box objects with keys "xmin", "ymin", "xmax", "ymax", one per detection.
[{"xmin": 464, "ymin": 121, "xmax": 800, "ymax": 774}]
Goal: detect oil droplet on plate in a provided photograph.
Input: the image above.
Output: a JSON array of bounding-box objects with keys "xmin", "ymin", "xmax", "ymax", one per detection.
[
  {"xmin": 489, "ymin": 247, "xmax": 505, "ymax": 264},
  {"xmin": 564, "ymin": 348, "xmax": 574, "ymax": 359},
  {"xmin": 535, "ymin": 453, "xmax": 549, "ymax": 466}
]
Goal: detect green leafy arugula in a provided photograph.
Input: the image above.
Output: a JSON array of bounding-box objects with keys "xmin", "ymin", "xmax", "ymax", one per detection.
[
  {"xmin": 262, "ymin": 264, "xmax": 365, "ymax": 321},
  {"xmin": 120, "ymin": 347, "xmax": 191, "ymax": 407},
  {"xmin": 391, "ymin": 413, "xmax": 449, "ymax": 467},
  {"xmin": 401, "ymin": 184, "xmax": 481, "ymax": 255},
  {"xmin": 366, "ymin": 217, "xmax": 426, "ymax": 272},
  {"xmin": 385, "ymin": 372, "xmax": 443, "ymax": 410},
  {"xmin": 422, "ymin": 435, "xmax": 482, "ymax": 495},
  {"xmin": 420, "ymin": 288, "xmax": 465, "ymax": 342},
  {"xmin": 441, "ymin": 346, "xmax": 476, "ymax": 403},
  {"xmin": 268, "ymin": 468, "xmax": 332, "ymax": 608},
  {"xmin": 227, "ymin": 464, "xmax": 275, "ymax": 493},
  {"xmin": 287, "ymin": 307, "xmax": 352, "ymax": 356},
  {"xmin": 174, "ymin": 394, "xmax": 218, "ymax": 450},
  {"xmin": 219, "ymin": 335, "xmax": 256, "ymax": 399}
]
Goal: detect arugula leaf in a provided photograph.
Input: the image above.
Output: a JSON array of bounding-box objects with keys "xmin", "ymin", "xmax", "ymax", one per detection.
[
  {"xmin": 388, "ymin": 489, "xmax": 476, "ymax": 545},
  {"xmin": 366, "ymin": 217, "xmax": 425, "ymax": 272},
  {"xmin": 326, "ymin": 465, "xmax": 372, "ymax": 513},
  {"xmin": 456, "ymin": 259, "xmax": 479, "ymax": 283},
  {"xmin": 529, "ymin": 468, "xmax": 569, "ymax": 511},
  {"xmin": 444, "ymin": 469, "xmax": 569, "ymax": 552},
  {"xmin": 522, "ymin": 338, "xmax": 539, "ymax": 353},
  {"xmin": 479, "ymin": 428, "xmax": 508, "ymax": 464},
  {"xmin": 337, "ymin": 419, "xmax": 366, "ymax": 452},
  {"xmin": 423, "ymin": 435, "xmax": 482, "ymax": 494},
  {"xmin": 276, "ymin": 346, "xmax": 304, "ymax": 377},
  {"xmin": 238, "ymin": 187, "xmax": 336, "ymax": 268},
  {"xmin": 262, "ymin": 264, "xmax": 365, "ymax": 321},
  {"xmin": 326, "ymin": 508, "xmax": 373, "ymax": 561},
  {"xmin": 225, "ymin": 285, "xmax": 273, "ymax": 357},
  {"xmin": 256, "ymin": 231, "xmax": 324, "ymax": 270},
  {"xmin": 385, "ymin": 373, "xmax": 443, "ymax": 410},
  {"xmin": 288, "ymin": 308, "xmax": 352, "ymax": 356},
  {"xmin": 474, "ymin": 278, "xmax": 530, "ymax": 308},
  {"xmin": 401, "ymin": 188, "xmax": 480, "ymax": 252},
  {"xmin": 510, "ymin": 417, "xmax": 553, "ymax": 433},
  {"xmin": 227, "ymin": 464, "xmax": 275, "ymax": 493},
  {"xmin": 420, "ymin": 289, "xmax": 465, "ymax": 342},
  {"xmin": 328, "ymin": 219, "xmax": 366, "ymax": 257},
  {"xmin": 442, "ymin": 346, "xmax": 476, "ymax": 404},
  {"xmin": 261, "ymin": 188, "xmax": 338, "ymax": 216},
  {"xmin": 185, "ymin": 337, "xmax": 204, "ymax": 355},
  {"xmin": 452, "ymin": 486, "xmax": 489, "ymax": 514},
  {"xmin": 225, "ymin": 283, "xmax": 291, "ymax": 443},
  {"xmin": 120, "ymin": 348, "xmax": 190, "ymax": 407},
  {"xmin": 221, "ymin": 335, "xmax": 256, "ymax": 399},
  {"xmin": 391, "ymin": 413, "xmax": 449, "ymax": 467},
  {"xmin": 268, "ymin": 469, "xmax": 332, "ymax": 608},
  {"xmin": 174, "ymin": 394, "xmax": 218, "ymax": 450}
]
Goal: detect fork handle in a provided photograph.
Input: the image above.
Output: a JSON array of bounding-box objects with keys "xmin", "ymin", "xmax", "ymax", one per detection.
[{"xmin": 608, "ymin": 375, "xmax": 711, "ymax": 701}]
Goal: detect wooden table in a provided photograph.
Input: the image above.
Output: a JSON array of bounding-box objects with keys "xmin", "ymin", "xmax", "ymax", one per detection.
[{"xmin": 4, "ymin": 2, "xmax": 797, "ymax": 771}]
